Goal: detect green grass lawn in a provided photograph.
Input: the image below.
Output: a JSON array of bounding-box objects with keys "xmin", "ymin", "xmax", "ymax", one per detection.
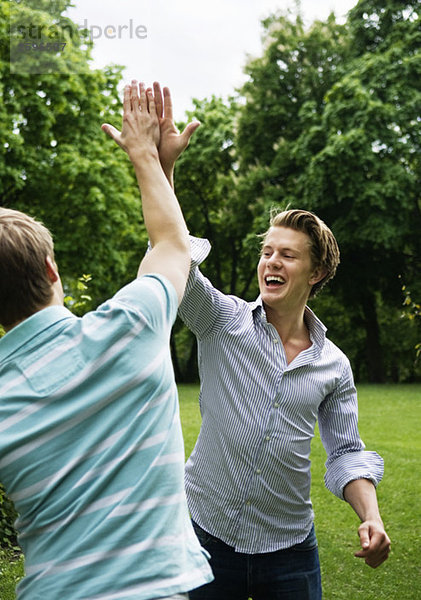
[
  {"xmin": 179, "ymin": 383, "xmax": 421, "ymax": 600},
  {"xmin": 1, "ymin": 384, "xmax": 419, "ymax": 599}
]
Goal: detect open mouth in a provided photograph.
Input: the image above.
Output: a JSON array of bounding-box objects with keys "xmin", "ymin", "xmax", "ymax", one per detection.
[{"xmin": 265, "ymin": 275, "xmax": 285, "ymax": 287}]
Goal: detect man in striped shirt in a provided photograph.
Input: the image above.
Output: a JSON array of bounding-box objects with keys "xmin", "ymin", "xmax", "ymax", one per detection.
[
  {"xmin": 0, "ymin": 81, "xmax": 213, "ymax": 599},
  {"xmin": 155, "ymin": 95, "xmax": 391, "ymax": 599}
]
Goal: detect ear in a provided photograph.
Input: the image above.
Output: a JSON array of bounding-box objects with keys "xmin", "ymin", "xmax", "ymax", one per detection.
[
  {"xmin": 45, "ymin": 256, "xmax": 59, "ymax": 283},
  {"xmin": 309, "ymin": 267, "xmax": 327, "ymax": 286}
]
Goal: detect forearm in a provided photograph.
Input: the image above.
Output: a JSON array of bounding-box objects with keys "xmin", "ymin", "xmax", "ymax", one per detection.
[
  {"xmin": 343, "ymin": 478, "xmax": 382, "ymax": 522},
  {"xmin": 344, "ymin": 478, "xmax": 391, "ymax": 568},
  {"xmin": 130, "ymin": 150, "xmax": 188, "ymax": 250}
]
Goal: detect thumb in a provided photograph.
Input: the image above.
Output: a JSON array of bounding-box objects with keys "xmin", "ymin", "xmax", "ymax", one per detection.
[
  {"xmin": 181, "ymin": 120, "xmax": 201, "ymax": 145},
  {"xmin": 101, "ymin": 123, "xmax": 122, "ymax": 145},
  {"xmin": 358, "ymin": 523, "xmax": 371, "ymax": 552}
]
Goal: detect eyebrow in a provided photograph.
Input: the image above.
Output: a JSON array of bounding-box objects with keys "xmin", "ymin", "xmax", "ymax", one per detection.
[{"xmin": 261, "ymin": 244, "xmax": 301, "ymax": 254}]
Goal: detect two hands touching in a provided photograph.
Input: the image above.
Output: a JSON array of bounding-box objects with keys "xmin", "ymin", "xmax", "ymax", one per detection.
[
  {"xmin": 101, "ymin": 79, "xmax": 197, "ymax": 302},
  {"xmin": 102, "ymin": 79, "xmax": 199, "ymax": 180}
]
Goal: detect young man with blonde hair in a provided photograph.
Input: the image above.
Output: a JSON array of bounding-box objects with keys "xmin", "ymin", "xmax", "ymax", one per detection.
[
  {"xmin": 0, "ymin": 81, "xmax": 212, "ymax": 600},
  {"xmin": 152, "ymin": 89, "xmax": 391, "ymax": 599}
]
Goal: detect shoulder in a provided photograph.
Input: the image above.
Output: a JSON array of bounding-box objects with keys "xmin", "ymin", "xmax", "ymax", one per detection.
[
  {"xmin": 111, "ymin": 275, "xmax": 177, "ymax": 318},
  {"xmin": 83, "ymin": 275, "xmax": 178, "ymax": 338}
]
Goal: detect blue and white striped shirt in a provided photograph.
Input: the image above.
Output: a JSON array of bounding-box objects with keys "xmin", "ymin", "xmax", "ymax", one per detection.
[
  {"xmin": 179, "ymin": 237, "xmax": 384, "ymax": 554},
  {"xmin": 0, "ymin": 275, "xmax": 213, "ymax": 599}
]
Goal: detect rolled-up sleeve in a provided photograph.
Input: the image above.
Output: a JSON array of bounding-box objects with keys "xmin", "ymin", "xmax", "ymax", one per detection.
[{"xmin": 318, "ymin": 358, "xmax": 384, "ymax": 500}]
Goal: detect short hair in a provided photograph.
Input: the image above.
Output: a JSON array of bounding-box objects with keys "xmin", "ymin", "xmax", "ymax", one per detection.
[
  {"xmin": 261, "ymin": 209, "xmax": 340, "ymax": 298},
  {"xmin": 0, "ymin": 208, "xmax": 55, "ymax": 328}
]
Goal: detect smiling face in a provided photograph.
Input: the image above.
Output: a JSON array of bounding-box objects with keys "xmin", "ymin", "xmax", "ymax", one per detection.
[{"xmin": 257, "ymin": 226, "xmax": 324, "ymax": 315}]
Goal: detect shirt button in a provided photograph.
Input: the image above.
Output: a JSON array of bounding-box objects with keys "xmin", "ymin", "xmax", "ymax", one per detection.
[
  {"xmin": 265, "ymin": 435, "xmax": 271, "ymax": 441},
  {"xmin": 273, "ymin": 338, "xmax": 279, "ymax": 343},
  {"xmin": 246, "ymin": 500, "xmax": 251, "ymax": 506},
  {"xmin": 255, "ymin": 468, "xmax": 261, "ymax": 474},
  {"xmin": 273, "ymin": 402, "xmax": 280, "ymax": 408}
]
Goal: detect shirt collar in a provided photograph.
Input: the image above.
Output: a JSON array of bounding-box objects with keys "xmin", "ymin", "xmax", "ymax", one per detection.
[
  {"xmin": 250, "ymin": 296, "xmax": 327, "ymax": 348},
  {"xmin": 0, "ymin": 306, "xmax": 75, "ymax": 363}
]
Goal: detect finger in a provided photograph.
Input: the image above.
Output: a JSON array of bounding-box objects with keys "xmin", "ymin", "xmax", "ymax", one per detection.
[
  {"xmin": 181, "ymin": 120, "xmax": 201, "ymax": 144},
  {"xmin": 101, "ymin": 123, "xmax": 122, "ymax": 145},
  {"xmin": 131, "ymin": 79, "xmax": 140, "ymax": 111},
  {"xmin": 147, "ymin": 88, "xmax": 156, "ymax": 116},
  {"xmin": 145, "ymin": 87, "xmax": 153, "ymax": 113},
  {"xmin": 355, "ymin": 538, "xmax": 391, "ymax": 565},
  {"xmin": 122, "ymin": 84, "xmax": 131, "ymax": 114},
  {"xmin": 365, "ymin": 549, "xmax": 390, "ymax": 569},
  {"xmin": 139, "ymin": 81, "xmax": 148, "ymax": 111},
  {"xmin": 153, "ymin": 81, "xmax": 163, "ymax": 118},
  {"xmin": 163, "ymin": 86, "xmax": 173, "ymax": 120}
]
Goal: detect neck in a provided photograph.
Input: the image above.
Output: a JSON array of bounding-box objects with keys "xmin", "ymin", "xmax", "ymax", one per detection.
[
  {"xmin": 264, "ymin": 303, "xmax": 308, "ymax": 344},
  {"xmin": 3, "ymin": 285, "xmax": 64, "ymax": 333}
]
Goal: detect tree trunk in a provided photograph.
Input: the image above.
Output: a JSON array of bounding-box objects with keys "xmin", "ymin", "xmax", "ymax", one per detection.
[{"xmin": 360, "ymin": 292, "xmax": 386, "ymax": 383}]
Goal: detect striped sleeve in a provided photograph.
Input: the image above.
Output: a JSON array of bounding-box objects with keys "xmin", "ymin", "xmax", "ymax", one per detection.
[
  {"xmin": 318, "ymin": 356, "xmax": 384, "ymax": 500},
  {"xmin": 179, "ymin": 237, "xmax": 240, "ymax": 340}
]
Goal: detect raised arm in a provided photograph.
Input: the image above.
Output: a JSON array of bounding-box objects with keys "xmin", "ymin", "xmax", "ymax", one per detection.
[{"xmin": 102, "ymin": 80, "xmax": 189, "ymax": 303}]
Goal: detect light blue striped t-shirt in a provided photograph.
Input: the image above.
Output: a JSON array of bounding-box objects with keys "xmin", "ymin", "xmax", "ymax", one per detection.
[
  {"xmin": 179, "ymin": 237, "xmax": 384, "ymax": 554},
  {"xmin": 0, "ymin": 274, "xmax": 213, "ymax": 600}
]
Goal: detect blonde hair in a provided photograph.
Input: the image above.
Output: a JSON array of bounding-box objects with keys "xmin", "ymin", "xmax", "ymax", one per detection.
[
  {"xmin": 261, "ymin": 209, "xmax": 340, "ymax": 298},
  {"xmin": 0, "ymin": 208, "xmax": 55, "ymax": 327}
]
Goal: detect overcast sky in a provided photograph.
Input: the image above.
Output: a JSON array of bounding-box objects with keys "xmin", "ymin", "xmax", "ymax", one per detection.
[{"xmin": 65, "ymin": 0, "xmax": 358, "ymax": 120}]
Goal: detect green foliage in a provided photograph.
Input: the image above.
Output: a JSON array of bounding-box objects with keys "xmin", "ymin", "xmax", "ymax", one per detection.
[
  {"xmin": 173, "ymin": 1, "xmax": 421, "ymax": 383},
  {"xmin": 234, "ymin": 1, "xmax": 421, "ymax": 382},
  {"xmin": 400, "ymin": 281, "xmax": 421, "ymax": 363},
  {"xmin": 0, "ymin": 485, "xmax": 18, "ymax": 552},
  {"xmin": 1, "ymin": 0, "xmax": 145, "ymax": 307},
  {"xmin": 64, "ymin": 273, "xmax": 93, "ymax": 315}
]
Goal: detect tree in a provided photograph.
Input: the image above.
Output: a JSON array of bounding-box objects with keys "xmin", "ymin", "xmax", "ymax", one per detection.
[
  {"xmin": 236, "ymin": 2, "xmax": 421, "ymax": 381},
  {"xmin": 1, "ymin": 0, "xmax": 145, "ymax": 306}
]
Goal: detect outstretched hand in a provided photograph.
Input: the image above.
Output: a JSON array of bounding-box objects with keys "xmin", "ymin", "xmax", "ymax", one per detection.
[
  {"xmin": 152, "ymin": 82, "xmax": 200, "ymax": 173},
  {"xmin": 102, "ymin": 80, "xmax": 159, "ymax": 160}
]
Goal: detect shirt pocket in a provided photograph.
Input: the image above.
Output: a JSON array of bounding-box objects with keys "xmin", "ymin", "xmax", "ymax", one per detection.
[{"xmin": 18, "ymin": 345, "xmax": 85, "ymax": 396}]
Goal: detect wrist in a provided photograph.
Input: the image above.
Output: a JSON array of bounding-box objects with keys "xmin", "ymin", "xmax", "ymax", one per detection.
[
  {"xmin": 128, "ymin": 146, "xmax": 160, "ymax": 165},
  {"xmin": 160, "ymin": 159, "xmax": 175, "ymax": 175},
  {"xmin": 159, "ymin": 161, "xmax": 175, "ymax": 189},
  {"xmin": 127, "ymin": 148, "xmax": 160, "ymax": 168}
]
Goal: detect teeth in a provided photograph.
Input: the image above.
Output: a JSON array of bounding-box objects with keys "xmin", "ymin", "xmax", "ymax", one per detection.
[{"xmin": 266, "ymin": 276, "xmax": 285, "ymax": 284}]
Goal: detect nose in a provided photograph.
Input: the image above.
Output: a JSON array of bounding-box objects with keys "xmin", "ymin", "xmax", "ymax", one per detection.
[{"xmin": 267, "ymin": 252, "xmax": 282, "ymax": 269}]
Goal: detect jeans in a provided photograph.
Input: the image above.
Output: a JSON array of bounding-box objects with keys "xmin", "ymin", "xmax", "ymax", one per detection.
[{"xmin": 190, "ymin": 522, "xmax": 322, "ymax": 600}]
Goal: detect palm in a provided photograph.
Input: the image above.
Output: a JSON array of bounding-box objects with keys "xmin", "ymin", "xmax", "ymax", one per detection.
[
  {"xmin": 153, "ymin": 82, "xmax": 199, "ymax": 170},
  {"xmin": 158, "ymin": 118, "xmax": 185, "ymax": 166}
]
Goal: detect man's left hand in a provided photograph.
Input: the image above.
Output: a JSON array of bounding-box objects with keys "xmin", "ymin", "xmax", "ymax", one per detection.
[
  {"xmin": 152, "ymin": 82, "xmax": 200, "ymax": 175},
  {"xmin": 354, "ymin": 518, "xmax": 391, "ymax": 568}
]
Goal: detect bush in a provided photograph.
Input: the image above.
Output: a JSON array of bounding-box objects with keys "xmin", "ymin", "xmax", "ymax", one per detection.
[{"xmin": 0, "ymin": 485, "xmax": 19, "ymax": 552}]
